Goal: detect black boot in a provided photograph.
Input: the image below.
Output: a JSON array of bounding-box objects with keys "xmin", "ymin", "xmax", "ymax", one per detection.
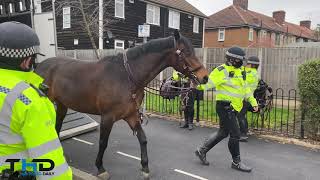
[
  {"xmin": 239, "ymin": 133, "xmax": 248, "ymax": 142},
  {"xmin": 231, "ymin": 157, "xmax": 252, "ymax": 173},
  {"xmin": 180, "ymin": 118, "xmax": 188, "ymax": 128},
  {"xmin": 195, "ymin": 130, "xmax": 228, "ymax": 166},
  {"xmin": 194, "ymin": 148, "xmax": 209, "ymax": 165},
  {"xmin": 180, "ymin": 122, "xmax": 188, "ymax": 128}
]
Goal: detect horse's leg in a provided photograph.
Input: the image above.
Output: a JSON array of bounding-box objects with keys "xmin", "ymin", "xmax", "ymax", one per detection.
[
  {"xmin": 95, "ymin": 114, "xmax": 114, "ymax": 176},
  {"xmin": 55, "ymin": 101, "xmax": 68, "ymax": 134},
  {"xmin": 125, "ymin": 115, "xmax": 150, "ymax": 179},
  {"xmin": 136, "ymin": 123, "xmax": 150, "ymax": 178}
]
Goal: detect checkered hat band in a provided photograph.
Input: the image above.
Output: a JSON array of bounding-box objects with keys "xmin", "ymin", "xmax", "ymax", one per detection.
[
  {"xmin": 247, "ymin": 60, "xmax": 260, "ymax": 65},
  {"xmin": 226, "ymin": 51, "xmax": 245, "ymax": 60},
  {"xmin": 0, "ymin": 46, "xmax": 39, "ymax": 58}
]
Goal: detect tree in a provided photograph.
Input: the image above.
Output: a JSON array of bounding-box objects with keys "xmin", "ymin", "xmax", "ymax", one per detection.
[{"xmin": 54, "ymin": 0, "xmax": 117, "ymax": 59}]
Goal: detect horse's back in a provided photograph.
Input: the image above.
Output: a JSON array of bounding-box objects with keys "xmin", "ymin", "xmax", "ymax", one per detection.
[{"xmin": 35, "ymin": 57, "xmax": 90, "ymax": 79}]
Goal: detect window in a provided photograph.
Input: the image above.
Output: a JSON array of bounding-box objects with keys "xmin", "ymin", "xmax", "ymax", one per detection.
[
  {"xmin": 146, "ymin": 4, "xmax": 160, "ymax": 25},
  {"xmin": 19, "ymin": 0, "xmax": 26, "ymax": 12},
  {"xmin": 114, "ymin": 40, "xmax": 125, "ymax": 49},
  {"xmin": 168, "ymin": 10, "xmax": 180, "ymax": 29},
  {"xmin": 0, "ymin": 5, "xmax": 3, "ymax": 15},
  {"xmin": 218, "ymin": 28, "xmax": 225, "ymax": 41},
  {"xmin": 275, "ymin": 34, "xmax": 280, "ymax": 45},
  {"xmin": 115, "ymin": 0, "xmax": 125, "ymax": 19},
  {"xmin": 63, "ymin": 7, "xmax": 71, "ymax": 29},
  {"xmin": 193, "ymin": 17, "xmax": 199, "ymax": 33},
  {"xmin": 9, "ymin": 3, "xmax": 13, "ymax": 13},
  {"xmin": 249, "ymin": 28, "xmax": 253, "ymax": 41}
]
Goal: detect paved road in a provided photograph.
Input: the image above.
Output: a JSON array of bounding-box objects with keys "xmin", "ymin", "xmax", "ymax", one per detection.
[{"xmin": 61, "ymin": 115, "xmax": 320, "ymax": 180}]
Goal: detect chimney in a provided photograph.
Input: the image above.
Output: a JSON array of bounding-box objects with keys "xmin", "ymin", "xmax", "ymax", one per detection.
[
  {"xmin": 233, "ymin": 0, "xmax": 248, "ymax": 10},
  {"xmin": 300, "ymin": 20, "xmax": 311, "ymax": 29},
  {"xmin": 273, "ymin": 10, "xmax": 286, "ymax": 25}
]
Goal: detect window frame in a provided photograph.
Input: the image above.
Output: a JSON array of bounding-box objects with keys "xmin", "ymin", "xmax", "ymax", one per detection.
[
  {"xmin": 115, "ymin": 0, "xmax": 125, "ymax": 19},
  {"xmin": 249, "ymin": 28, "xmax": 253, "ymax": 41},
  {"xmin": 8, "ymin": 3, "xmax": 14, "ymax": 14},
  {"xmin": 193, "ymin": 16, "xmax": 199, "ymax": 33},
  {"xmin": 114, "ymin": 40, "xmax": 125, "ymax": 49},
  {"xmin": 168, "ymin": 10, "xmax": 180, "ymax": 29},
  {"xmin": 62, "ymin": 6, "xmax": 71, "ymax": 29},
  {"xmin": 146, "ymin": 4, "xmax": 160, "ymax": 26},
  {"xmin": 0, "ymin": 5, "xmax": 4, "ymax": 15},
  {"xmin": 218, "ymin": 28, "xmax": 225, "ymax": 42}
]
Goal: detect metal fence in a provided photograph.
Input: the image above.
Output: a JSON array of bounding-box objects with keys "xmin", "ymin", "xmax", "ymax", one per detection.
[
  {"xmin": 57, "ymin": 47, "xmax": 320, "ymax": 93},
  {"xmin": 144, "ymin": 79, "xmax": 303, "ymax": 138},
  {"xmin": 55, "ymin": 47, "xmax": 320, "ymax": 139}
]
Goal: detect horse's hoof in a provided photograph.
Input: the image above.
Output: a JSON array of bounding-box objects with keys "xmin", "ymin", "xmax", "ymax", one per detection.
[
  {"xmin": 97, "ymin": 171, "xmax": 110, "ymax": 180},
  {"xmin": 142, "ymin": 171, "xmax": 150, "ymax": 180}
]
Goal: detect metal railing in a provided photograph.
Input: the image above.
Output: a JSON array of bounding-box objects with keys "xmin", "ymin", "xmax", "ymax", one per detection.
[{"xmin": 144, "ymin": 80, "xmax": 303, "ymax": 138}]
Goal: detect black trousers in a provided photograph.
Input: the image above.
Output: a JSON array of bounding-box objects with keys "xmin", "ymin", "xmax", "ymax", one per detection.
[
  {"xmin": 200, "ymin": 101, "xmax": 241, "ymax": 161},
  {"xmin": 237, "ymin": 101, "xmax": 254, "ymax": 135},
  {"xmin": 182, "ymin": 89, "xmax": 196, "ymax": 125}
]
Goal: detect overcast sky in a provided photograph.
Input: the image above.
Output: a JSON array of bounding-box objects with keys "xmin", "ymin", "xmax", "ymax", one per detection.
[{"xmin": 186, "ymin": 0, "xmax": 320, "ymax": 29}]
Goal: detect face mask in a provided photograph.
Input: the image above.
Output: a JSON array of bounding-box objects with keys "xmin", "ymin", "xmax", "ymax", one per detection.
[{"xmin": 231, "ymin": 59, "xmax": 243, "ymax": 68}]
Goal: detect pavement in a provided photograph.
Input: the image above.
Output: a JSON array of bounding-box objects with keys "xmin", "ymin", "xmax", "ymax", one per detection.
[{"xmin": 61, "ymin": 115, "xmax": 320, "ymax": 180}]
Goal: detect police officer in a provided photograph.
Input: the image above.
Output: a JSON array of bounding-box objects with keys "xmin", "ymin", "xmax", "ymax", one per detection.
[
  {"xmin": 173, "ymin": 70, "xmax": 196, "ymax": 130},
  {"xmin": 0, "ymin": 22, "xmax": 72, "ymax": 179},
  {"xmin": 237, "ymin": 56, "xmax": 260, "ymax": 142},
  {"xmin": 195, "ymin": 47, "xmax": 258, "ymax": 172}
]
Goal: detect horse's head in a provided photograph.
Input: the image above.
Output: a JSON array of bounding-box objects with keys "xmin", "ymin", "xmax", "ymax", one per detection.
[{"xmin": 170, "ymin": 30, "xmax": 208, "ymax": 84}]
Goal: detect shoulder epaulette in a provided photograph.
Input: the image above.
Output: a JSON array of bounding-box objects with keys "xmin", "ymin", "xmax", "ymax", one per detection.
[
  {"xmin": 29, "ymin": 84, "xmax": 46, "ymax": 97},
  {"xmin": 217, "ymin": 66, "xmax": 225, "ymax": 71}
]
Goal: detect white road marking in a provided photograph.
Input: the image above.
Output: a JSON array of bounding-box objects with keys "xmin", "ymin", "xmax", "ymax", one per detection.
[
  {"xmin": 72, "ymin": 137, "xmax": 94, "ymax": 145},
  {"xmin": 174, "ymin": 169, "xmax": 208, "ymax": 180},
  {"xmin": 116, "ymin": 151, "xmax": 141, "ymax": 161}
]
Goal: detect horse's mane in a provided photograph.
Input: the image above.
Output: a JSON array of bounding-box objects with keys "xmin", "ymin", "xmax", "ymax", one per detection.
[
  {"xmin": 126, "ymin": 36, "xmax": 175, "ymax": 60},
  {"xmin": 100, "ymin": 36, "xmax": 175, "ymax": 63}
]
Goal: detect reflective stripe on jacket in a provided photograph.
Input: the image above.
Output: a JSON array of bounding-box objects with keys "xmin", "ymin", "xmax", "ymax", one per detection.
[{"xmin": 198, "ymin": 64, "xmax": 257, "ymax": 112}]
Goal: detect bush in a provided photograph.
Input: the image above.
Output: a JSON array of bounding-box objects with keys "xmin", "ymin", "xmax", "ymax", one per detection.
[{"xmin": 298, "ymin": 59, "xmax": 320, "ymax": 140}]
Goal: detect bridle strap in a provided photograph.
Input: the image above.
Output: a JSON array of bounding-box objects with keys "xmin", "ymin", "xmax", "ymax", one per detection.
[{"xmin": 123, "ymin": 51, "xmax": 144, "ymax": 89}]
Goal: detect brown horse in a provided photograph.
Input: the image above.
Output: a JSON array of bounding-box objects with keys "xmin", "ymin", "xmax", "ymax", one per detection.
[{"xmin": 35, "ymin": 30, "xmax": 208, "ymax": 178}]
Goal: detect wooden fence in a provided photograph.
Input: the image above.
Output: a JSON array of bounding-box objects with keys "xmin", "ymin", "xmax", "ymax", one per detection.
[{"xmin": 57, "ymin": 47, "xmax": 320, "ymax": 93}]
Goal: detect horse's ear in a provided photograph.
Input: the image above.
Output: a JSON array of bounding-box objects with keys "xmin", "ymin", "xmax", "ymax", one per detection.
[{"xmin": 174, "ymin": 30, "xmax": 181, "ymax": 41}]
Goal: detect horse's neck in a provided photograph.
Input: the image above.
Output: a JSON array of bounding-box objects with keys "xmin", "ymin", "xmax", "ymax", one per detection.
[{"xmin": 130, "ymin": 51, "xmax": 172, "ymax": 87}]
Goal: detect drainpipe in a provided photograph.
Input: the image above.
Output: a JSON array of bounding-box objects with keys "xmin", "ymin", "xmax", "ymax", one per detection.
[{"xmin": 99, "ymin": 0, "xmax": 103, "ymax": 50}]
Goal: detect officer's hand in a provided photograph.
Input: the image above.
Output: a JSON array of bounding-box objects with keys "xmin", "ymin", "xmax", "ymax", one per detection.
[{"xmin": 253, "ymin": 106, "xmax": 259, "ymax": 112}]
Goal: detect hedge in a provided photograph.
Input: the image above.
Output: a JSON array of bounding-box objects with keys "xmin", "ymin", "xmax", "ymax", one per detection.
[{"xmin": 298, "ymin": 59, "xmax": 320, "ymax": 140}]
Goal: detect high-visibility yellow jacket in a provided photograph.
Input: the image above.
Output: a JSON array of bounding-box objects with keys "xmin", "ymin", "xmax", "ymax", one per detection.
[
  {"xmin": 198, "ymin": 64, "xmax": 257, "ymax": 112},
  {"xmin": 245, "ymin": 67, "xmax": 259, "ymax": 94},
  {"xmin": 172, "ymin": 70, "xmax": 189, "ymax": 83},
  {"xmin": 0, "ymin": 69, "xmax": 72, "ymax": 179}
]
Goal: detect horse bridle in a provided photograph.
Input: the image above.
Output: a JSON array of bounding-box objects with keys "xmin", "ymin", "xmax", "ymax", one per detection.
[{"xmin": 123, "ymin": 43, "xmax": 202, "ymax": 90}]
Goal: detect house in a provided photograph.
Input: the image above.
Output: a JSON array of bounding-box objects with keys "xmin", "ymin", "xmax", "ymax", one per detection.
[
  {"xmin": 204, "ymin": 0, "xmax": 318, "ymax": 48},
  {"xmin": 0, "ymin": 0, "xmax": 58, "ymax": 61},
  {"xmin": 0, "ymin": 0, "xmax": 33, "ymax": 26},
  {"xmin": 51, "ymin": 0, "xmax": 206, "ymax": 50}
]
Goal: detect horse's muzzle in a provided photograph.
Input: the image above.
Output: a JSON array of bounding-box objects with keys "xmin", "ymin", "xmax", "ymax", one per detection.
[{"xmin": 202, "ymin": 75, "xmax": 209, "ymax": 84}]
